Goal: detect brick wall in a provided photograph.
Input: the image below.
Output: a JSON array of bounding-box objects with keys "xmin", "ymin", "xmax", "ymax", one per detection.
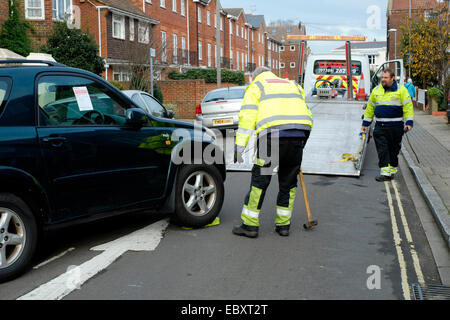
[
  {"xmin": 17, "ymin": 0, "xmax": 54, "ymax": 50},
  {"xmin": 280, "ymin": 44, "xmax": 299, "ymax": 81},
  {"xmin": 157, "ymin": 79, "xmax": 238, "ymax": 119},
  {"xmin": 0, "ymin": 0, "xmax": 8, "ymax": 27}
]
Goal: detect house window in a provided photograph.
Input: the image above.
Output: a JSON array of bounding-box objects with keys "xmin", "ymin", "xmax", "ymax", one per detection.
[
  {"xmin": 181, "ymin": 36, "xmax": 186, "ymax": 58},
  {"xmin": 290, "ymin": 45, "xmax": 296, "ymax": 51},
  {"xmin": 241, "ymin": 27, "xmax": 244, "ymax": 38},
  {"xmin": 244, "ymin": 29, "xmax": 247, "ymax": 40},
  {"xmin": 180, "ymin": 0, "xmax": 185, "ymax": 16},
  {"xmin": 172, "ymin": 0, "xmax": 176, "ymax": 12},
  {"xmin": 286, "ymin": 28, "xmax": 291, "ymax": 33},
  {"xmin": 113, "ymin": 68, "xmax": 130, "ymax": 82},
  {"xmin": 251, "ymin": 31, "xmax": 254, "ymax": 41},
  {"xmin": 112, "ymin": 14, "xmax": 125, "ymax": 40},
  {"xmin": 173, "ymin": 34, "xmax": 178, "ymax": 64},
  {"xmin": 258, "ymin": 33, "xmax": 260, "ymax": 43},
  {"xmin": 220, "ymin": 17, "xmax": 223, "ymax": 31},
  {"xmin": 236, "ymin": 24, "xmax": 239, "ymax": 37},
  {"xmin": 236, "ymin": 52, "xmax": 239, "ymax": 70},
  {"xmin": 129, "ymin": 18, "xmax": 135, "ymax": 41},
  {"xmin": 272, "ymin": 28, "xmax": 277, "ymax": 34},
  {"xmin": 138, "ymin": 22, "xmax": 149, "ymax": 44},
  {"xmin": 214, "ymin": 14, "xmax": 217, "ymax": 28},
  {"xmin": 161, "ymin": 31, "xmax": 167, "ymax": 62},
  {"xmin": 230, "ymin": 49, "xmax": 233, "ymax": 67},
  {"xmin": 197, "ymin": 7, "xmax": 202, "ymax": 23},
  {"xmin": 207, "ymin": 43, "xmax": 211, "ymax": 67},
  {"xmin": 280, "ymin": 46, "xmax": 285, "ymax": 51},
  {"xmin": 52, "ymin": 0, "xmax": 72, "ymax": 21},
  {"xmin": 161, "ymin": 0, "xmax": 165, "ymax": 8},
  {"xmin": 242, "ymin": 52, "xmax": 244, "ymax": 70},
  {"xmin": 207, "ymin": 10, "xmax": 210, "ymax": 26},
  {"xmin": 229, "ymin": 21, "xmax": 233, "ymax": 34},
  {"xmin": 198, "ymin": 41, "xmax": 202, "ymax": 61},
  {"xmin": 290, "ymin": 62, "xmax": 296, "ymax": 68},
  {"xmin": 26, "ymin": 0, "xmax": 45, "ymax": 20},
  {"xmin": 368, "ymin": 54, "xmax": 376, "ymax": 65},
  {"xmin": 280, "ymin": 62, "xmax": 285, "ymax": 68}
]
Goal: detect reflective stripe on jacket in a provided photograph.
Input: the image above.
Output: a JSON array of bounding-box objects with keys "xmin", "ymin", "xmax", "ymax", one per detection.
[
  {"xmin": 236, "ymin": 71, "xmax": 313, "ymax": 151},
  {"xmin": 362, "ymin": 81, "xmax": 414, "ymax": 128}
]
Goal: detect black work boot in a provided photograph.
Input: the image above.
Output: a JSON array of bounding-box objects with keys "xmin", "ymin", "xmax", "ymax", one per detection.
[
  {"xmin": 232, "ymin": 224, "xmax": 259, "ymax": 238},
  {"xmin": 375, "ymin": 175, "xmax": 393, "ymax": 182},
  {"xmin": 275, "ymin": 225, "xmax": 290, "ymax": 237}
]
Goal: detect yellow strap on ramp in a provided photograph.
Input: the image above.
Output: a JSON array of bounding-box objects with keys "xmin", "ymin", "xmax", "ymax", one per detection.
[
  {"xmin": 328, "ymin": 132, "xmax": 366, "ymax": 163},
  {"xmin": 181, "ymin": 217, "xmax": 220, "ymax": 230}
]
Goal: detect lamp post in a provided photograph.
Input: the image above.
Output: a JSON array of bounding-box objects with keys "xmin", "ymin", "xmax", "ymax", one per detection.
[{"xmin": 388, "ymin": 29, "xmax": 397, "ymax": 59}]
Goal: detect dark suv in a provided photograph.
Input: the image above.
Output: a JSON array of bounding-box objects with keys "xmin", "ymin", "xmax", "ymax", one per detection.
[{"xmin": 0, "ymin": 60, "xmax": 225, "ymax": 282}]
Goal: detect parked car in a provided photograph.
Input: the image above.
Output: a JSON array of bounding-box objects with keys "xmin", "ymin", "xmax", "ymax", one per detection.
[
  {"xmin": 122, "ymin": 90, "xmax": 174, "ymax": 119},
  {"xmin": 0, "ymin": 60, "xmax": 225, "ymax": 282},
  {"xmin": 196, "ymin": 86, "xmax": 245, "ymax": 129}
]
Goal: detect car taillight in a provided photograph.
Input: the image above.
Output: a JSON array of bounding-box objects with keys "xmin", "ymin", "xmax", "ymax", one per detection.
[{"xmin": 196, "ymin": 103, "xmax": 202, "ymax": 115}]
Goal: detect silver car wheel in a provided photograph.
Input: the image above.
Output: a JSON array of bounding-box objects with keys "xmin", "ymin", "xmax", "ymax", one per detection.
[
  {"xmin": 0, "ymin": 207, "xmax": 26, "ymax": 269},
  {"xmin": 182, "ymin": 171, "xmax": 217, "ymax": 216}
]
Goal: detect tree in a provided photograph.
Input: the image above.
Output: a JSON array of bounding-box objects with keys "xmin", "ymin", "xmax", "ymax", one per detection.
[
  {"xmin": 0, "ymin": 0, "xmax": 32, "ymax": 56},
  {"xmin": 399, "ymin": 2, "xmax": 449, "ymax": 88},
  {"xmin": 42, "ymin": 23, "xmax": 104, "ymax": 75}
]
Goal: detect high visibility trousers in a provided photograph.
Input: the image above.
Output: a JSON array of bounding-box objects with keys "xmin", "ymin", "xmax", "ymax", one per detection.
[
  {"xmin": 373, "ymin": 125, "xmax": 404, "ymax": 169},
  {"xmin": 241, "ymin": 137, "xmax": 306, "ymax": 227}
]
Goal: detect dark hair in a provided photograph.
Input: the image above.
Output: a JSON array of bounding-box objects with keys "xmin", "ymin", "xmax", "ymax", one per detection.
[{"xmin": 382, "ymin": 68, "xmax": 395, "ymax": 78}]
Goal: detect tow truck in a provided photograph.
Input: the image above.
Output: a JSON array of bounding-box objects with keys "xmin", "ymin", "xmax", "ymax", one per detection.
[{"xmin": 227, "ymin": 35, "xmax": 405, "ymax": 177}]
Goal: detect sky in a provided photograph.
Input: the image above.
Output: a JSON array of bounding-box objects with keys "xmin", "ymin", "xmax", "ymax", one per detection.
[{"xmin": 220, "ymin": 0, "xmax": 388, "ymax": 53}]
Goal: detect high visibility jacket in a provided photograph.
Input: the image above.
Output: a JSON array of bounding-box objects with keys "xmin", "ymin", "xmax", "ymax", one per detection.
[
  {"xmin": 362, "ymin": 81, "xmax": 414, "ymax": 128},
  {"xmin": 235, "ymin": 71, "xmax": 313, "ymax": 152}
]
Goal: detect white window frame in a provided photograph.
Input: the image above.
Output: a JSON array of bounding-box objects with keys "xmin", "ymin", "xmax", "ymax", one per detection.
[
  {"xmin": 161, "ymin": 31, "xmax": 167, "ymax": 62},
  {"xmin": 207, "ymin": 10, "xmax": 210, "ymax": 26},
  {"xmin": 198, "ymin": 41, "xmax": 203, "ymax": 61},
  {"xmin": 220, "ymin": 17, "xmax": 223, "ymax": 31},
  {"xmin": 173, "ymin": 34, "xmax": 178, "ymax": 64},
  {"xmin": 197, "ymin": 7, "xmax": 202, "ymax": 23},
  {"xmin": 112, "ymin": 14, "xmax": 125, "ymax": 40},
  {"xmin": 181, "ymin": 36, "xmax": 186, "ymax": 58},
  {"xmin": 160, "ymin": 0, "xmax": 166, "ymax": 8},
  {"xmin": 280, "ymin": 46, "xmax": 285, "ymax": 51},
  {"xmin": 138, "ymin": 21, "xmax": 149, "ymax": 44},
  {"xmin": 207, "ymin": 43, "xmax": 212, "ymax": 67},
  {"xmin": 241, "ymin": 27, "xmax": 244, "ymax": 38},
  {"xmin": 26, "ymin": 0, "xmax": 45, "ymax": 20},
  {"xmin": 290, "ymin": 62, "xmax": 296, "ymax": 68},
  {"xmin": 52, "ymin": 0, "xmax": 72, "ymax": 22},
  {"xmin": 172, "ymin": 0, "xmax": 177, "ymax": 12},
  {"xmin": 229, "ymin": 21, "xmax": 233, "ymax": 35},
  {"xmin": 214, "ymin": 14, "xmax": 217, "ymax": 28},
  {"xmin": 280, "ymin": 62, "xmax": 285, "ymax": 68},
  {"xmin": 129, "ymin": 18, "xmax": 135, "ymax": 41},
  {"xmin": 290, "ymin": 45, "xmax": 296, "ymax": 51},
  {"xmin": 236, "ymin": 24, "xmax": 239, "ymax": 37},
  {"xmin": 236, "ymin": 52, "xmax": 239, "ymax": 70},
  {"xmin": 241, "ymin": 52, "xmax": 244, "ymax": 70},
  {"xmin": 180, "ymin": 0, "xmax": 185, "ymax": 16}
]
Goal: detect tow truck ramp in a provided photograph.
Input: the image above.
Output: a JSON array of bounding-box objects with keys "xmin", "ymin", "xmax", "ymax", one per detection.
[{"xmin": 226, "ymin": 98, "xmax": 369, "ymax": 177}]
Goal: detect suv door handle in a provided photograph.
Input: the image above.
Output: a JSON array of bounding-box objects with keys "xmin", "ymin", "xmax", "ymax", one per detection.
[{"xmin": 42, "ymin": 136, "xmax": 67, "ymax": 147}]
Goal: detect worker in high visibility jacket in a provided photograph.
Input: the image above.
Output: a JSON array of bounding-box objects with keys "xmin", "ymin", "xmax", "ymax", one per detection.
[
  {"xmin": 232, "ymin": 66, "xmax": 313, "ymax": 238},
  {"xmin": 361, "ymin": 68, "xmax": 414, "ymax": 182}
]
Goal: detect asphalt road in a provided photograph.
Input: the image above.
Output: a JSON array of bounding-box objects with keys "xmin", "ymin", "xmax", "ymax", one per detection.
[{"xmin": 0, "ymin": 140, "xmax": 442, "ymax": 300}]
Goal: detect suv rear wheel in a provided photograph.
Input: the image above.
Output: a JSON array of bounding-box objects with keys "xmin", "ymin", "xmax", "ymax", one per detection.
[
  {"xmin": 173, "ymin": 165, "xmax": 224, "ymax": 228},
  {"xmin": 0, "ymin": 193, "xmax": 38, "ymax": 283}
]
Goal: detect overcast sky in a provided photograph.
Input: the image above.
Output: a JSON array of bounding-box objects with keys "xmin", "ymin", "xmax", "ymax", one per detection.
[{"xmin": 220, "ymin": 0, "xmax": 388, "ymax": 53}]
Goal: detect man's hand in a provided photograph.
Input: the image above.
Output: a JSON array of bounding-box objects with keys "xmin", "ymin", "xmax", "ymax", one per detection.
[
  {"xmin": 234, "ymin": 145, "xmax": 244, "ymax": 163},
  {"xmin": 404, "ymin": 125, "xmax": 412, "ymax": 132}
]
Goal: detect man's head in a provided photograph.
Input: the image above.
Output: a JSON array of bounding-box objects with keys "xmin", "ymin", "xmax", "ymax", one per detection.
[
  {"xmin": 381, "ymin": 68, "xmax": 395, "ymax": 88},
  {"xmin": 407, "ymin": 78, "xmax": 413, "ymax": 84},
  {"xmin": 251, "ymin": 66, "xmax": 271, "ymax": 80}
]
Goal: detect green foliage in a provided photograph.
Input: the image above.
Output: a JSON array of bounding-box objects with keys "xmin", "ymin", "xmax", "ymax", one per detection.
[
  {"xmin": 0, "ymin": 0, "xmax": 32, "ymax": 56},
  {"xmin": 42, "ymin": 23, "xmax": 104, "ymax": 75},
  {"xmin": 427, "ymin": 87, "xmax": 443, "ymax": 101},
  {"xmin": 168, "ymin": 68, "xmax": 245, "ymax": 85},
  {"xmin": 109, "ymin": 80, "xmax": 124, "ymax": 90},
  {"xmin": 153, "ymin": 84, "xmax": 163, "ymax": 104},
  {"xmin": 163, "ymin": 103, "xmax": 177, "ymax": 117},
  {"xmin": 444, "ymin": 76, "xmax": 450, "ymax": 104}
]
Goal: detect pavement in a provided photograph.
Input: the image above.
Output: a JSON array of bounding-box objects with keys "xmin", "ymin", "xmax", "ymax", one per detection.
[{"xmin": 401, "ymin": 111, "xmax": 450, "ymax": 248}]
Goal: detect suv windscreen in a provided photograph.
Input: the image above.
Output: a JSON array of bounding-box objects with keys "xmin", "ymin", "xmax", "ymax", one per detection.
[
  {"xmin": 203, "ymin": 88, "xmax": 245, "ymax": 103},
  {"xmin": 0, "ymin": 77, "xmax": 12, "ymax": 117}
]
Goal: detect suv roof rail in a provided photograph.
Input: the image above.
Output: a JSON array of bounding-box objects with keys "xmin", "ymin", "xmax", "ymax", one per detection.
[{"xmin": 0, "ymin": 60, "xmax": 66, "ymax": 67}]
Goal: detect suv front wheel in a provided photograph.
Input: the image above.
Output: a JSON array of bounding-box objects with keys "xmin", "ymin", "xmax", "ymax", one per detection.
[
  {"xmin": 173, "ymin": 165, "xmax": 224, "ymax": 228},
  {"xmin": 0, "ymin": 193, "xmax": 38, "ymax": 283}
]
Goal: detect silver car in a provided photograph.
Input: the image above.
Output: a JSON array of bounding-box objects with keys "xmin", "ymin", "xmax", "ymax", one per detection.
[
  {"xmin": 196, "ymin": 86, "xmax": 245, "ymax": 128},
  {"xmin": 122, "ymin": 90, "xmax": 174, "ymax": 119}
]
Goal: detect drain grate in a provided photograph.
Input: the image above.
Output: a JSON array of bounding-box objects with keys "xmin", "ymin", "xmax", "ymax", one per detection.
[{"xmin": 412, "ymin": 283, "xmax": 450, "ymax": 300}]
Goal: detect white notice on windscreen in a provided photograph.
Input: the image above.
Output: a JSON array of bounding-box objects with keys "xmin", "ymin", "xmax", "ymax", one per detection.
[{"xmin": 73, "ymin": 86, "xmax": 94, "ymax": 111}]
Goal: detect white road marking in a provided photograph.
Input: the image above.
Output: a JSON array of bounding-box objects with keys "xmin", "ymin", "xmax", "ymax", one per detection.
[
  {"xmin": 385, "ymin": 181, "xmax": 411, "ymax": 300},
  {"xmin": 391, "ymin": 180, "xmax": 426, "ymax": 286},
  {"xmin": 33, "ymin": 247, "xmax": 75, "ymax": 270},
  {"xmin": 17, "ymin": 219, "xmax": 169, "ymax": 300}
]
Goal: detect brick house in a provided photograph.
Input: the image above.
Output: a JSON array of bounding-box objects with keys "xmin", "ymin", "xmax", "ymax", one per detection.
[
  {"xmin": 245, "ymin": 14, "xmax": 266, "ymax": 73},
  {"xmin": 386, "ymin": 0, "xmax": 438, "ymax": 61},
  {"xmin": 76, "ymin": 0, "xmax": 159, "ymax": 82},
  {"xmin": 266, "ymin": 36, "xmax": 281, "ymax": 76},
  {"xmin": 223, "ymin": 8, "xmax": 250, "ymax": 72},
  {"xmin": 268, "ymin": 24, "xmax": 306, "ymax": 81}
]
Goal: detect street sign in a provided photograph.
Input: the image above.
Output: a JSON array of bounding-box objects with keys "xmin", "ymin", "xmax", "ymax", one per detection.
[
  {"xmin": 150, "ymin": 48, "xmax": 156, "ymax": 58},
  {"xmin": 407, "ymin": 55, "xmax": 413, "ymax": 65}
]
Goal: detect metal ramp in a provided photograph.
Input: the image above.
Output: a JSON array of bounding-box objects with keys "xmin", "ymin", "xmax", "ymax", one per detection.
[{"xmin": 226, "ymin": 98, "xmax": 369, "ymax": 177}]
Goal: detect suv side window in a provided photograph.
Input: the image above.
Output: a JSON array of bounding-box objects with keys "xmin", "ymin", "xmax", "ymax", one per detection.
[
  {"xmin": 37, "ymin": 75, "xmax": 128, "ymax": 126},
  {"xmin": 141, "ymin": 94, "xmax": 166, "ymax": 118},
  {"xmin": 0, "ymin": 77, "xmax": 12, "ymax": 117}
]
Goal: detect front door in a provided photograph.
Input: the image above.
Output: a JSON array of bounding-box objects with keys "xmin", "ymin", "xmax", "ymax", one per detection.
[{"xmin": 36, "ymin": 73, "xmax": 168, "ymax": 222}]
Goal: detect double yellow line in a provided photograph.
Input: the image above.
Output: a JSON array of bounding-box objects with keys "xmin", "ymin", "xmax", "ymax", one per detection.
[{"xmin": 385, "ymin": 180, "xmax": 425, "ymax": 300}]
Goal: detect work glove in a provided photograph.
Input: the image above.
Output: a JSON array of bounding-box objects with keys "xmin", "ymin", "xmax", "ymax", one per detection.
[{"xmin": 234, "ymin": 145, "xmax": 244, "ymax": 163}]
